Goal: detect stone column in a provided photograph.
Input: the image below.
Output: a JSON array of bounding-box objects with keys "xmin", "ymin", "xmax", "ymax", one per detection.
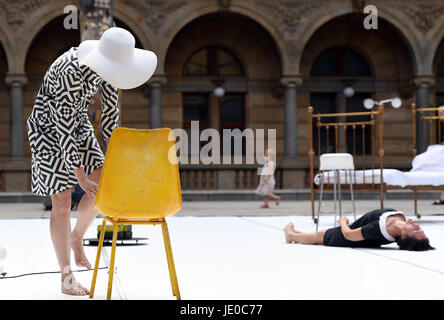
[
  {"xmin": 149, "ymin": 75, "xmax": 167, "ymax": 129},
  {"xmin": 281, "ymin": 76, "xmax": 304, "ymax": 189},
  {"xmin": 281, "ymin": 76, "xmax": 303, "ymax": 160},
  {"xmin": 5, "ymin": 73, "xmax": 28, "ymax": 158},
  {"xmin": 336, "ymin": 92, "xmax": 346, "ymax": 152},
  {"xmin": 413, "ymin": 75, "xmax": 435, "ymax": 153},
  {"xmin": 4, "ymin": 73, "xmax": 29, "ymax": 191}
]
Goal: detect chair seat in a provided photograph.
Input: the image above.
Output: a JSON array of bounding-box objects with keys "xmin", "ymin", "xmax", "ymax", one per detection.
[{"xmin": 320, "ymin": 153, "xmax": 354, "ymax": 170}]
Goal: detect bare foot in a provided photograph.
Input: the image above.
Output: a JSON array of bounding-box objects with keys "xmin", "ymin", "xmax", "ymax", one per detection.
[
  {"xmin": 284, "ymin": 223, "xmax": 296, "ymax": 243},
  {"xmin": 71, "ymin": 236, "xmax": 91, "ymax": 270},
  {"xmin": 61, "ymin": 270, "xmax": 90, "ymax": 296}
]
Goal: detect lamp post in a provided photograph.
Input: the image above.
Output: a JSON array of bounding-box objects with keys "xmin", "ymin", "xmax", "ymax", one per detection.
[{"xmin": 363, "ymin": 97, "xmax": 402, "ymax": 109}]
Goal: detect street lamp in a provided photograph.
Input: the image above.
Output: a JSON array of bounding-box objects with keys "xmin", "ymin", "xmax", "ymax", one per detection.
[
  {"xmin": 212, "ymin": 78, "xmax": 226, "ymax": 98},
  {"xmin": 343, "ymin": 86, "xmax": 355, "ymax": 98},
  {"xmin": 363, "ymin": 97, "xmax": 402, "ymax": 109},
  {"xmin": 213, "ymin": 86, "xmax": 225, "ymax": 98}
]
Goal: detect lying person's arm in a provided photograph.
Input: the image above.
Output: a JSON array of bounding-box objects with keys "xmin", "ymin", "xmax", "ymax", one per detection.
[{"xmin": 338, "ymin": 217, "xmax": 364, "ymax": 241}]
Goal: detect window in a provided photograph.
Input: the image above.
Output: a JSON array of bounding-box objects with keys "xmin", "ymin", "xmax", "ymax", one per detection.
[
  {"xmin": 311, "ymin": 47, "xmax": 371, "ymax": 77},
  {"xmin": 182, "ymin": 46, "xmax": 247, "ymax": 157},
  {"xmin": 310, "ymin": 47, "xmax": 372, "ymax": 155},
  {"xmin": 183, "ymin": 47, "xmax": 244, "ymax": 77}
]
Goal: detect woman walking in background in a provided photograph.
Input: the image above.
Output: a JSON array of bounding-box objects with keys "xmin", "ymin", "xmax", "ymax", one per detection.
[{"xmin": 255, "ymin": 149, "xmax": 281, "ymax": 208}]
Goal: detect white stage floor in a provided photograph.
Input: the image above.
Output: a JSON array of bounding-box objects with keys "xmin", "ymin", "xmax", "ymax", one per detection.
[{"xmin": 0, "ymin": 215, "xmax": 443, "ymax": 300}]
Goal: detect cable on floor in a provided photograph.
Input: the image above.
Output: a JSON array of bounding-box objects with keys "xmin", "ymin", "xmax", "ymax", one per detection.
[{"xmin": 0, "ymin": 267, "xmax": 107, "ymax": 279}]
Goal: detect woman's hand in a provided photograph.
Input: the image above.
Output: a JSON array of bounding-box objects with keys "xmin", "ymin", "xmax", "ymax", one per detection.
[
  {"xmin": 74, "ymin": 167, "xmax": 97, "ymax": 195},
  {"xmin": 338, "ymin": 216, "xmax": 349, "ymax": 225},
  {"xmin": 78, "ymin": 176, "xmax": 98, "ymax": 195}
]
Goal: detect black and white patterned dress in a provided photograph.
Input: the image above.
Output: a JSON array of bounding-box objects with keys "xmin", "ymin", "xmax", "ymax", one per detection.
[{"xmin": 27, "ymin": 47, "xmax": 119, "ymax": 196}]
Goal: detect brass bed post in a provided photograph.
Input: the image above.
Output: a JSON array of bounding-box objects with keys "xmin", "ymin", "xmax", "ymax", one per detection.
[
  {"xmin": 429, "ymin": 117, "xmax": 434, "ymax": 147},
  {"xmin": 439, "ymin": 118, "xmax": 442, "ymax": 144},
  {"xmin": 309, "ymin": 106, "xmax": 315, "ymax": 221},
  {"xmin": 378, "ymin": 104, "xmax": 385, "ymax": 209},
  {"xmin": 335, "ymin": 126, "xmax": 339, "ymax": 153},
  {"xmin": 371, "ymin": 113, "xmax": 375, "ymax": 188},
  {"xmin": 412, "ymin": 103, "xmax": 417, "ymax": 157},
  {"xmin": 362, "ymin": 124, "xmax": 366, "ymax": 184},
  {"xmin": 412, "ymin": 103, "xmax": 419, "ymax": 217}
]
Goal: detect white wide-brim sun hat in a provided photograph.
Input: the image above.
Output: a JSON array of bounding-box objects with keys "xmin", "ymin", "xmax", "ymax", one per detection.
[{"xmin": 78, "ymin": 27, "xmax": 157, "ymax": 90}]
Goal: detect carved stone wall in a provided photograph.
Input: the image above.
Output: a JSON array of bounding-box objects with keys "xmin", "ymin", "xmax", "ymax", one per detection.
[
  {"xmin": 0, "ymin": 0, "xmax": 52, "ymax": 32},
  {"xmin": 2, "ymin": 0, "xmax": 444, "ymax": 190}
]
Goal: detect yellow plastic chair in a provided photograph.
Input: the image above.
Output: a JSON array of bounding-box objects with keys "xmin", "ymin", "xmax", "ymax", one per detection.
[{"xmin": 89, "ymin": 127, "xmax": 182, "ymax": 300}]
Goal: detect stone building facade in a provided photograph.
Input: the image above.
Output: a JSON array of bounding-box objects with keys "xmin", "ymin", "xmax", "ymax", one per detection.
[{"xmin": 1, "ymin": 0, "xmax": 444, "ymax": 191}]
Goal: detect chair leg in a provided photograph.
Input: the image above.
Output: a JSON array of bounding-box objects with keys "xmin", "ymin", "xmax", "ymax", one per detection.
[
  {"xmin": 316, "ymin": 173, "xmax": 324, "ymax": 231},
  {"xmin": 161, "ymin": 220, "xmax": 181, "ymax": 300},
  {"xmin": 338, "ymin": 170, "xmax": 342, "ymax": 220},
  {"xmin": 333, "ymin": 170, "xmax": 337, "ymax": 226},
  {"xmin": 90, "ymin": 218, "xmax": 107, "ymax": 299},
  {"xmin": 349, "ymin": 170, "xmax": 356, "ymax": 221},
  {"xmin": 106, "ymin": 222, "xmax": 119, "ymax": 300}
]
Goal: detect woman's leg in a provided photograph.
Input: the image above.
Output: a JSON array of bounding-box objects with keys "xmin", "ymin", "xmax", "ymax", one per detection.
[
  {"xmin": 50, "ymin": 189, "xmax": 89, "ymax": 295},
  {"xmin": 284, "ymin": 223, "xmax": 326, "ymax": 245},
  {"xmin": 71, "ymin": 166, "xmax": 102, "ymax": 270},
  {"xmin": 263, "ymin": 195, "xmax": 269, "ymax": 207},
  {"xmin": 268, "ymin": 193, "xmax": 278, "ymax": 200}
]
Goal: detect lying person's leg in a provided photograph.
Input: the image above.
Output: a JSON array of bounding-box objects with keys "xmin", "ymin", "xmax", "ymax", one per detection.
[{"xmin": 284, "ymin": 223, "xmax": 326, "ymax": 245}]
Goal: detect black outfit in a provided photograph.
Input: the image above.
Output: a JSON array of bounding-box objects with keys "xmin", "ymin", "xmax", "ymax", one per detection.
[{"xmin": 323, "ymin": 208, "xmax": 399, "ymax": 248}]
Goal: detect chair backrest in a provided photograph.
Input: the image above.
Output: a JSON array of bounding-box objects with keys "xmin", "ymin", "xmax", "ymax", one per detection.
[
  {"xmin": 320, "ymin": 153, "xmax": 354, "ymax": 171},
  {"xmin": 95, "ymin": 127, "xmax": 182, "ymax": 219}
]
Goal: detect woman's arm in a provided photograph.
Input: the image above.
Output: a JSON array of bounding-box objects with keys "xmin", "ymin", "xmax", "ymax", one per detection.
[
  {"xmin": 338, "ymin": 217, "xmax": 364, "ymax": 241},
  {"xmin": 100, "ymin": 81, "xmax": 119, "ymax": 140},
  {"xmin": 54, "ymin": 72, "xmax": 99, "ymax": 195},
  {"xmin": 54, "ymin": 71, "xmax": 83, "ymax": 172},
  {"xmin": 74, "ymin": 167, "xmax": 97, "ymax": 195},
  {"xmin": 263, "ymin": 161, "xmax": 274, "ymax": 182}
]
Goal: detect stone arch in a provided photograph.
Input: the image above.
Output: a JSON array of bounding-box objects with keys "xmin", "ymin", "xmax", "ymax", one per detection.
[
  {"xmin": 0, "ymin": 21, "xmax": 15, "ymax": 72},
  {"xmin": 296, "ymin": 7, "xmax": 419, "ymax": 75},
  {"xmin": 429, "ymin": 16, "xmax": 444, "ymax": 75},
  {"xmin": 17, "ymin": 1, "xmax": 153, "ymax": 73},
  {"xmin": 164, "ymin": 11, "xmax": 282, "ymax": 80},
  {"xmin": 15, "ymin": 1, "xmax": 68, "ymax": 73},
  {"xmin": 158, "ymin": 4, "xmax": 288, "ymax": 75},
  {"xmin": 300, "ymin": 13, "xmax": 414, "ymax": 82},
  {"xmin": 113, "ymin": 8, "xmax": 154, "ymax": 50}
]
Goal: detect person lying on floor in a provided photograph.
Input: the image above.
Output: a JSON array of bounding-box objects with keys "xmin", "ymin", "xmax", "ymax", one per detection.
[{"xmin": 284, "ymin": 208, "xmax": 434, "ymax": 251}]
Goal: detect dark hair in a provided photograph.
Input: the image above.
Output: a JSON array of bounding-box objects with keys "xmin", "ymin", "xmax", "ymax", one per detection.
[{"xmin": 395, "ymin": 236, "xmax": 435, "ymax": 251}]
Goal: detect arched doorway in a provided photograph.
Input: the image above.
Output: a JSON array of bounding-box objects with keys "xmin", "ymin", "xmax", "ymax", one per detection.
[
  {"xmin": 432, "ymin": 38, "xmax": 444, "ymax": 144},
  {"xmin": 0, "ymin": 44, "xmax": 9, "ymax": 160},
  {"xmin": 164, "ymin": 11, "xmax": 282, "ymax": 189},
  {"xmin": 182, "ymin": 46, "xmax": 246, "ymax": 156},
  {"xmin": 165, "ymin": 11, "xmax": 282, "ymax": 161},
  {"xmin": 300, "ymin": 13, "xmax": 414, "ymax": 166},
  {"xmin": 24, "ymin": 15, "xmax": 80, "ymax": 157},
  {"xmin": 434, "ymin": 38, "xmax": 444, "ymax": 106},
  {"xmin": 310, "ymin": 46, "xmax": 372, "ymax": 155}
]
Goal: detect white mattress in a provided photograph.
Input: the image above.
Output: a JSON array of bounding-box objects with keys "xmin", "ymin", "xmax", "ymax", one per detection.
[
  {"xmin": 314, "ymin": 169, "xmax": 444, "ymax": 187},
  {"xmin": 314, "ymin": 145, "xmax": 444, "ymax": 187}
]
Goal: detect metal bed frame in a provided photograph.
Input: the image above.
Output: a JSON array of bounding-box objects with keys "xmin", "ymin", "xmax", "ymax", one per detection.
[
  {"xmin": 309, "ymin": 103, "xmax": 444, "ymax": 222},
  {"xmin": 308, "ymin": 104, "xmax": 385, "ymax": 223}
]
